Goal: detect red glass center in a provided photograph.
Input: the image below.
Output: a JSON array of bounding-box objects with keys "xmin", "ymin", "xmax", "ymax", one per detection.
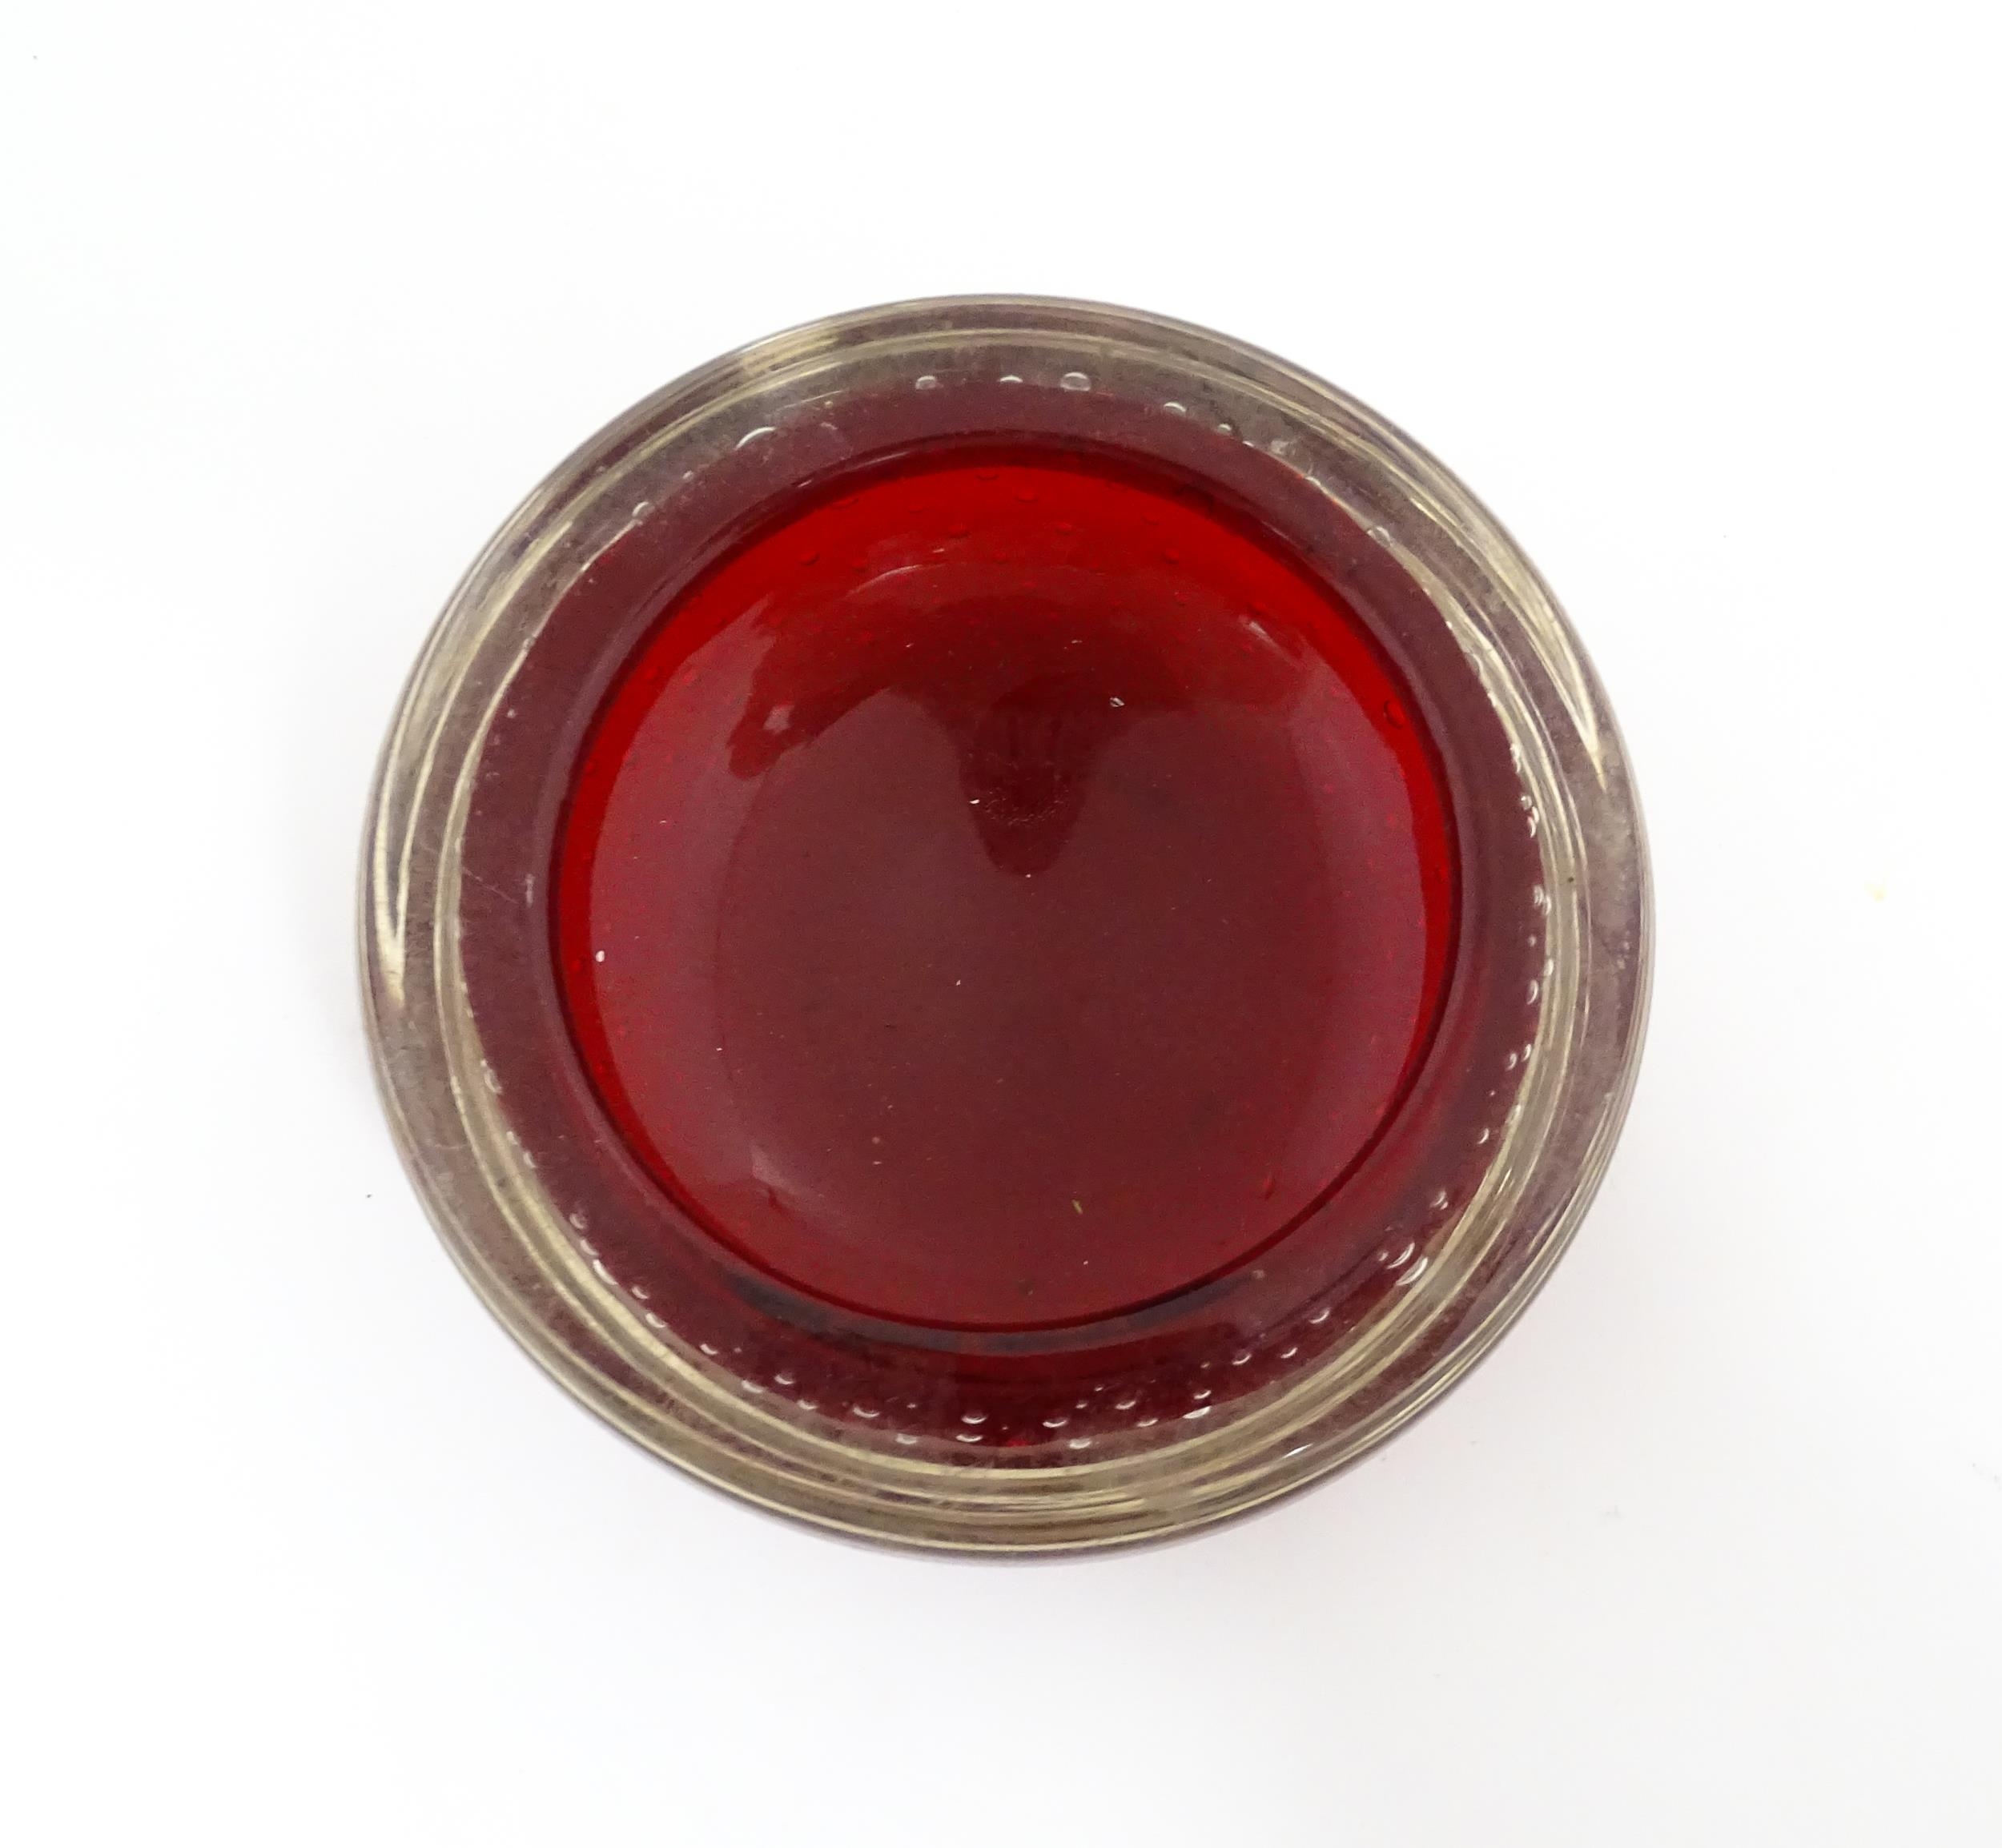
[{"xmin": 553, "ymin": 446, "xmax": 1456, "ymax": 1334}]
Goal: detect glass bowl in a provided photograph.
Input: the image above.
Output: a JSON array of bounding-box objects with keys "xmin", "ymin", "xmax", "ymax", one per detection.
[{"xmin": 360, "ymin": 296, "xmax": 1650, "ymax": 1553}]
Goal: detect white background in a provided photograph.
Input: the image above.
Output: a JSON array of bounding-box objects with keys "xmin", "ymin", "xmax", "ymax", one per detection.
[{"xmin": 6, "ymin": 6, "xmax": 2000, "ymax": 1843}]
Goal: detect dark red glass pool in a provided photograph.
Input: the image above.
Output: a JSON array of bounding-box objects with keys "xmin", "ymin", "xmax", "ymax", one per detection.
[{"xmin": 552, "ymin": 445, "xmax": 1458, "ymax": 1340}]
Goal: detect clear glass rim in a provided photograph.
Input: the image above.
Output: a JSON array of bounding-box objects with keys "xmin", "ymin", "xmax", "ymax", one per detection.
[{"xmin": 360, "ymin": 295, "xmax": 1651, "ymax": 1553}]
